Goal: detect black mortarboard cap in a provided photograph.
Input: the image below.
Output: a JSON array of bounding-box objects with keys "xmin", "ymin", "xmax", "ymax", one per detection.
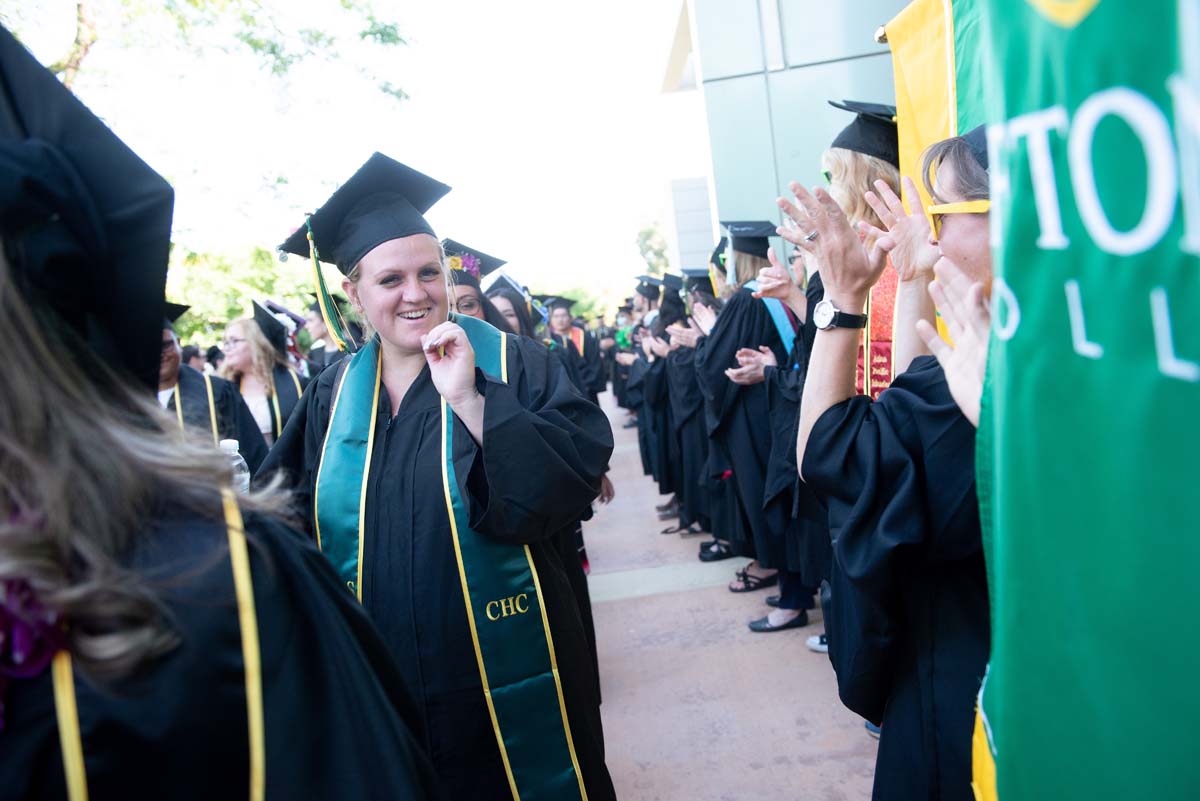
[
  {"xmin": 721, "ymin": 221, "xmax": 774, "ymax": 259},
  {"xmin": 532, "ymin": 294, "xmax": 577, "ymax": 312},
  {"xmin": 278, "ymin": 152, "xmax": 451, "ymax": 275},
  {"xmin": 0, "ymin": 25, "xmax": 175, "ymax": 391},
  {"xmin": 252, "ymin": 300, "xmax": 289, "ymax": 354},
  {"xmin": 681, "ymin": 267, "xmax": 714, "ymax": 295},
  {"xmin": 442, "ymin": 238, "xmax": 506, "ymax": 283},
  {"xmin": 635, "ymin": 275, "xmax": 662, "ymax": 301},
  {"xmin": 308, "ymin": 291, "xmax": 351, "ymax": 315},
  {"xmin": 962, "ymin": 124, "xmax": 989, "ymax": 171},
  {"xmin": 164, "ymin": 302, "xmax": 189, "ymax": 330},
  {"xmin": 662, "ymin": 274, "xmax": 684, "ymax": 292},
  {"xmin": 710, "ymin": 236, "xmax": 728, "ymax": 270},
  {"xmin": 829, "ymin": 100, "xmax": 899, "ymax": 168}
]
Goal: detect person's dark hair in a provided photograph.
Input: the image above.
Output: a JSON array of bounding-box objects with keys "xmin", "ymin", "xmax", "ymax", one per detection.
[
  {"xmin": 180, "ymin": 344, "xmax": 200, "ymax": 363},
  {"xmin": 205, "ymin": 345, "xmax": 223, "ymax": 366},
  {"xmin": 654, "ymin": 293, "xmax": 688, "ymax": 338},
  {"xmin": 921, "ymin": 135, "xmax": 990, "ymax": 203},
  {"xmin": 486, "ymin": 287, "xmax": 536, "ymax": 338}
]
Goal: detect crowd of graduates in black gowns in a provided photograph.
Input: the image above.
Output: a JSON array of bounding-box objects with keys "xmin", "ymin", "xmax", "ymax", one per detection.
[
  {"xmin": 611, "ymin": 100, "xmax": 995, "ymax": 801},
  {"xmin": 2, "ymin": 12, "xmax": 1004, "ymax": 800}
]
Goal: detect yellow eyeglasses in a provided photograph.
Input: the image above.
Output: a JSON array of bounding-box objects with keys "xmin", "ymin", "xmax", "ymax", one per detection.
[{"xmin": 928, "ymin": 199, "xmax": 990, "ymax": 238}]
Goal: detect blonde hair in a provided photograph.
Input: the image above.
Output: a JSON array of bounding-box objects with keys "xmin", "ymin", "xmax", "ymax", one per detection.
[
  {"xmin": 733, "ymin": 251, "xmax": 770, "ymax": 288},
  {"xmin": 0, "ymin": 251, "xmax": 289, "ymax": 680},
  {"xmin": 821, "ymin": 147, "xmax": 901, "ymax": 228},
  {"xmin": 220, "ymin": 317, "xmax": 288, "ymax": 391}
]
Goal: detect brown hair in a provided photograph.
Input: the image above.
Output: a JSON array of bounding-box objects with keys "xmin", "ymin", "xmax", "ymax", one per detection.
[
  {"xmin": 821, "ymin": 147, "xmax": 902, "ymax": 228},
  {"xmin": 0, "ymin": 252, "xmax": 288, "ymax": 679},
  {"xmin": 921, "ymin": 136, "xmax": 990, "ymax": 203},
  {"xmin": 219, "ymin": 317, "xmax": 288, "ymax": 391}
]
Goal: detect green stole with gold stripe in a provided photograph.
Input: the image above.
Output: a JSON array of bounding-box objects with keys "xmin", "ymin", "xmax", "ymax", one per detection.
[{"xmin": 314, "ymin": 315, "xmax": 588, "ymax": 801}]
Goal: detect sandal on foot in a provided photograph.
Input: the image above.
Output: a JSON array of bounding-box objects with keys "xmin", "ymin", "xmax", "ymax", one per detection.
[{"xmin": 728, "ymin": 570, "xmax": 778, "ymax": 593}]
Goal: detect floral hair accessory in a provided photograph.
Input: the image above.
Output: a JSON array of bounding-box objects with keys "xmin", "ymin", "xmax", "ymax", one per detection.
[
  {"xmin": 448, "ymin": 253, "xmax": 481, "ymax": 279},
  {"xmin": 1, "ymin": 577, "xmax": 65, "ymax": 731}
]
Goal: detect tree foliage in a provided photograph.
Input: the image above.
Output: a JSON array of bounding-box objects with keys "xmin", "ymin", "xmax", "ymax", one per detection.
[
  {"xmin": 15, "ymin": 0, "xmax": 407, "ymax": 97},
  {"xmin": 636, "ymin": 223, "xmax": 670, "ymax": 277}
]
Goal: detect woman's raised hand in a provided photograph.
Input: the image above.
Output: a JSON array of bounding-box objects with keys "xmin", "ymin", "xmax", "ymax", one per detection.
[
  {"xmin": 423, "ymin": 321, "xmax": 478, "ymax": 407},
  {"xmin": 861, "ymin": 176, "xmax": 940, "ymax": 282},
  {"xmin": 777, "ymin": 182, "xmax": 886, "ymax": 309},
  {"xmin": 915, "ymin": 259, "xmax": 990, "ymax": 427}
]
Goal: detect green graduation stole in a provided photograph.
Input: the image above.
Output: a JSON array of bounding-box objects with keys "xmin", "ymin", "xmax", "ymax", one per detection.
[{"xmin": 314, "ymin": 315, "xmax": 588, "ymax": 801}]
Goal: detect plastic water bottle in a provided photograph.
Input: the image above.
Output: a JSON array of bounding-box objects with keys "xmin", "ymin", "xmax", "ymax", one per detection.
[{"xmin": 220, "ymin": 439, "xmax": 251, "ymax": 494}]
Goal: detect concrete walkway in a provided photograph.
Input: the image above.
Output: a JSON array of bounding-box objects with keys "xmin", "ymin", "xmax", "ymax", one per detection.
[{"xmin": 584, "ymin": 393, "xmax": 877, "ymax": 801}]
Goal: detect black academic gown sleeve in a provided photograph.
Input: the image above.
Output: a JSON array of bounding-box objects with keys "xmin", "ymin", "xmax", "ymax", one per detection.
[
  {"xmin": 0, "ymin": 504, "xmax": 440, "ymax": 801},
  {"xmin": 801, "ymin": 355, "xmax": 989, "ymax": 801},
  {"xmin": 577, "ymin": 330, "xmax": 607, "ymax": 400},
  {"xmin": 465, "ymin": 335, "xmax": 613, "ymax": 544}
]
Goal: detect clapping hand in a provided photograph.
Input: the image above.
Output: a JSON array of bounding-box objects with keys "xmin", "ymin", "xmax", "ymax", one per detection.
[
  {"xmin": 752, "ymin": 255, "xmax": 792, "ymax": 301},
  {"xmin": 778, "ymin": 182, "xmax": 887, "ymax": 310},
  {"xmin": 725, "ymin": 346, "xmax": 774, "ymax": 385},
  {"xmin": 667, "ymin": 321, "xmax": 701, "ymax": 349},
  {"xmin": 691, "ymin": 302, "xmax": 717, "ymax": 336},
  {"xmin": 615, "ymin": 352, "xmax": 638, "ymax": 366},
  {"xmin": 649, "ymin": 336, "xmax": 671, "ymax": 358},
  {"xmin": 915, "ymin": 259, "xmax": 989, "ymax": 427},
  {"xmin": 860, "ymin": 176, "xmax": 940, "ymax": 282}
]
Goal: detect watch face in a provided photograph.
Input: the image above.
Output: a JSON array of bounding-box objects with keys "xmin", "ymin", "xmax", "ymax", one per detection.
[{"xmin": 813, "ymin": 299, "xmax": 835, "ymax": 329}]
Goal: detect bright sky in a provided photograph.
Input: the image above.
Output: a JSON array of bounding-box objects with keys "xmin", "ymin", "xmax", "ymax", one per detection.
[{"xmin": 10, "ymin": 0, "xmax": 710, "ymax": 304}]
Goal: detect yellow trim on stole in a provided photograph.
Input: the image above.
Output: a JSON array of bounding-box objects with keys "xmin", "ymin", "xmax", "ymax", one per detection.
[
  {"xmin": 438, "ymin": 334, "xmax": 589, "ymax": 801},
  {"xmin": 172, "ymin": 383, "xmax": 185, "ymax": 431},
  {"xmin": 971, "ymin": 706, "xmax": 999, "ymax": 801},
  {"xmin": 268, "ymin": 374, "xmax": 284, "ymax": 441},
  {"xmin": 440, "ymin": 399, "xmax": 523, "ymax": 801},
  {"xmin": 52, "ymin": 651, "xmax": 89, "ymax": 801},
  {"xmin": 202, "ymin": 372, "xmax": 220, "ymax": 445},
  {"xmin": 355, "ymin": 349, "xmax": 383, "ymax": 602},
  {"xmin": 524, "ymin": 545, "xmax": 590, "ymax": 801},
  {"xmin": 312, "ymin": 366, "xmax": 353, "ymax": 553},
  {"xmin": 287, "ymin": 368, "xmax": 303, "ymax": 397},
  {"xmin": 222, "ymin": 487, "xmax": 265, "ymax": 801}
]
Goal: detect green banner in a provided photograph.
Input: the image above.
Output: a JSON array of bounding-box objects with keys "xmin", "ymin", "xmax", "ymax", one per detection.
[{"xmin": 977, "ymin": 2, "xmax": 1200, "ymax": 799}]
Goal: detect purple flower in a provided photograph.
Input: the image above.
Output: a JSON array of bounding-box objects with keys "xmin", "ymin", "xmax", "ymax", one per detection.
[
  {"xmin": 1, "ymin": 578, "xmax": 64, "ymax": 731},
  {"xmin": 462, "ymin": 253, "xmax": 481, "ymax": 279}
]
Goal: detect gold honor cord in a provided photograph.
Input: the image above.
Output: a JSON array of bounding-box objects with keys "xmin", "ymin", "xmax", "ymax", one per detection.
[
  {"xmin": 52, "ymin": 651, "xmax": 88, "ymax": 801},
  {"xmin": 50, "ymin": 489, "xmax": 264, "ymax": 801},
  {"xmin": 202, "ymin": 372, "xmax": 220, "ymax": 445},
  {"xmin": 268, "ymin": 375, "xmax": 284, "ymax": 441},
  {"xmin": 222, "ymin": 487, "xmax": 266, "ymax": 801},
  {"xmin": 306, "ymin": 220, "xmax": 350, "ymax": 353}
]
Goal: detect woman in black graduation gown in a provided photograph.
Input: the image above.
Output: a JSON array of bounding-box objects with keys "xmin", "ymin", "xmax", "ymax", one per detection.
[
  {"xmin": 220, "ymin": 301, "xmax": 308, "ymax": 445},
  {"xmin": 789, "ymin": 129, "xmax": 993, "ymax": 801},
  {"xmin": 159, "ymin": 310, "xmax": 270, "ymax": 472},
  {"xmin": 693, "ymin": 229, "xmax": 788, "ymax": 584},
  {"xmin": 0, "ymin": 31, "xmax": 436, "ymax": 800},
  {"xmin": 262, "ymin": 153, "xmax": 616, "ymax": 801}
]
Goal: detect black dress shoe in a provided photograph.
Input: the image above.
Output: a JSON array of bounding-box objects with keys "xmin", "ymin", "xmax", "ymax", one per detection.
[
  {"xmin": 622, "ymin": 418, "xmax": 638, "ymax": 429},
  {"xmin": 748, "ymin": 610, "xmax": 809, "ymax": 633},
  {"xmin": 765, "ymin": 594, "xmax": 781, "ymax": 608},
  {"xmin": 698, "ymin": 542, "xmax": 734, "ymax": 562}
]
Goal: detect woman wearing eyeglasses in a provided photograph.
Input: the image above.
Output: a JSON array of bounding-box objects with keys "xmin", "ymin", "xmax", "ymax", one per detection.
[
  {"xmin": 219, "ymin": 303, "xmax": 307, "ymax": 445},
  {"xmin": 786, "ymin": 126, "xmax": 992, "ymax": 801}
]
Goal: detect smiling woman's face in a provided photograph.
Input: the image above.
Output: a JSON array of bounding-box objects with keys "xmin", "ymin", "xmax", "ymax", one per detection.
[
  {"xmin": 344, "ymin": 234, "xmax": 447, "ymax": 354},
  {"xmin": 489, "ymin": 293, "xmax": 520, "ymax": 334}
]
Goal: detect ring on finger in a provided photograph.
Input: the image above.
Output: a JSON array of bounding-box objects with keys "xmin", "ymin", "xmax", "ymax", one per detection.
[{"xmin": 804, "ymin": 231, "xmax": 819, "ymax": 243}]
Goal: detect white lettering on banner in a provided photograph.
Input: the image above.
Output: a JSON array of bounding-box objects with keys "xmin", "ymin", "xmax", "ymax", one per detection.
[
  {"xmin": 1167, "ymin": 76, "xmax": 1200, "ymax": 255},
  {"xmin": 1150, "ymin": 287, "xmax": 1200, "ymax": 382},
  {"xmin": 1008, "ymin": 107, "xmax": 1071, "ymax": 249},
  {"xmin": 1069, "ymin": 88, "xmax": 1178, "ymax": 256},
  {"xmin": 991, "ymin": 278, "xmax": 1021, "ymax": 342},
  {"xmin": 1064, "ymin": 280, "xmax": 1103, "ymax": 359}
]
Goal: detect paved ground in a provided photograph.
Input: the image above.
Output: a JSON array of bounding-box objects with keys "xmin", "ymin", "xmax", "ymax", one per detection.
[{"xmin": 584, "ymin": 392, "xmax": 877, "ymax": 801}]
